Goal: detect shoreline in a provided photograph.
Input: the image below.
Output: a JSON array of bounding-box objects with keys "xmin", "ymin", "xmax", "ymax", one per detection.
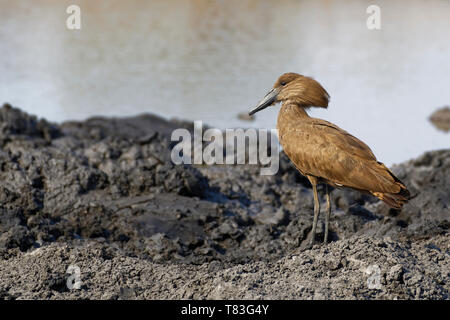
[{"xmin": 0, "ymin": 103, "xmax": 448, "ymax": 299}]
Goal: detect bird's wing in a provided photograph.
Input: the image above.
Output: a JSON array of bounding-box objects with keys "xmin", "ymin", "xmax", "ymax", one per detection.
[{"xmin": 280, "ymin": 119, "xmax": 401, "ymax": 194}]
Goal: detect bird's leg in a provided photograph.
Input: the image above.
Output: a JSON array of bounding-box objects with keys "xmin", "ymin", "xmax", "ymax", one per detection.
[
  {"xmin": 309, "ymin": 181, "xmax": 320, "ymax": 247},
  {"xmin": 324, "ymin": 184, "xmax": 331, "ymax": 244}
]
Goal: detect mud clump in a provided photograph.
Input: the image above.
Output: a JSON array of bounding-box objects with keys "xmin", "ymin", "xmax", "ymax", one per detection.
[
  {"xmin": 0, "ymin": 103, "xmax": 448, "ymax": 299},
  {"xmin": 429, "ymin": 106, "xmax": 450, "ymax": 132}
]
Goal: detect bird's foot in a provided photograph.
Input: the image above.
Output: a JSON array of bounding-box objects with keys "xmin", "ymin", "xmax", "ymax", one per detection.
[
  {"xmin": 302, "ymin": 234, "xmax": 330, "ymax": 250},
  {"xmin": 299, "ymin": 235, "xmax": 316, "ymax": 250}
]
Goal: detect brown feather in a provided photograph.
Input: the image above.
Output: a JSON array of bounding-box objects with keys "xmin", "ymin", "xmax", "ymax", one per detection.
[
  {"xmin": 275, "ymin": 73, "xmax": 330, "ymax": 108},
  {"xmin": 274, "ymin": 74, "xmax": 410, "ymax": 209}
]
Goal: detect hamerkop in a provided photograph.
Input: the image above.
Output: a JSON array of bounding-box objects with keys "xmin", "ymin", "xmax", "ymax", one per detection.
[{"xmin": 249, "ymin": 73, "xmax": 410, "ymax": 246}]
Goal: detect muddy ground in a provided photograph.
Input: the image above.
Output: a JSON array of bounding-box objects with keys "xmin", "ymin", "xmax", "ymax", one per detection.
[
  {"xmin": 430, "ymin": 106, "xmax": 450, "ymax": 132},
  {"xmin": 0, "ymin": 103, "xmax": 448, "ymax": 299}
]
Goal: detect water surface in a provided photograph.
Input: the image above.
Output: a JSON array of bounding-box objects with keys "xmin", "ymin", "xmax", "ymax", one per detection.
[{"xmin": 1, "ymin": 0, "xmax": 449, "ymax": 165}]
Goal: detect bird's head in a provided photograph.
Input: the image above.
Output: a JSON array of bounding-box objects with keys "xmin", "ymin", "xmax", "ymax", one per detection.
[{"xmin": 249, "ymin": 72, "xmax": 330, "ymax": 116}]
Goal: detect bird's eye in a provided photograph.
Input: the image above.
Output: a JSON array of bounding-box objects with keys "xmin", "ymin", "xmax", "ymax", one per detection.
[{"xmin": 280, "ymin": 81, "xmax": 286, "ymax": 86}]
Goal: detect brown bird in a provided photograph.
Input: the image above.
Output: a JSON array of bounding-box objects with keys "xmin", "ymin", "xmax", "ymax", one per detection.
[{"xmin": 249, "ymin": 72, "xmax": 410, "ymax": 246}]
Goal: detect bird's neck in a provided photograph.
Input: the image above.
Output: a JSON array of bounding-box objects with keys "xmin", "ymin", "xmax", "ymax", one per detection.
[
  {"xmin": 277, "ymin": 103, "xmax": 310, "ymax": 145},
  {"xmin": 277, "ymin": 103, "xmax": 310, "ymax": 129}
]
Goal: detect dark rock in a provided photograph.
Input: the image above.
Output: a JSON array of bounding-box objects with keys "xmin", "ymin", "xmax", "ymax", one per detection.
[
  {"xmin": 0, "ymin": 104, "xmax": 448, "ymax": 299},
  {"xmin": 429, "ymin": 106, "xmax": 450, "ymax": 132}
]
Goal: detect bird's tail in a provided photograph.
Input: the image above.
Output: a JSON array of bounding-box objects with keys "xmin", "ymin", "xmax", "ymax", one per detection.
[
  {"xmin": 372, "ymin": 188, "xmax": 410, "ymax": 209},
  {"xmin": 371, "ymin": 166, "xmax": 410, "ymax": 209}
]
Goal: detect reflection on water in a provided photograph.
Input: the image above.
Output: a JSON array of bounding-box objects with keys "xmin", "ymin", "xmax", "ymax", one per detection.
[{"xmin": 0, "ymin": 0, "xmax": 449, "ymax": 165}]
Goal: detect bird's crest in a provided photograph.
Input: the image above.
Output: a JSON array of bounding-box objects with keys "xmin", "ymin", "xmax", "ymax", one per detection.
[{"xmin": 276, "ymin": 73, "xmax": 330, "ymax": 108}]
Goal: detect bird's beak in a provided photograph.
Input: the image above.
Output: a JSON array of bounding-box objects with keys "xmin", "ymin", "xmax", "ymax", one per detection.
[{"xmin": 249, "ymin": 88, "xmax": 279, "ymax": 116}]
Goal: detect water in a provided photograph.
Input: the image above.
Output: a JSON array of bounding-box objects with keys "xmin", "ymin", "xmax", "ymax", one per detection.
[{"xmin": 1, "ymin": 0, "xmax": 449, "ymax": 165}]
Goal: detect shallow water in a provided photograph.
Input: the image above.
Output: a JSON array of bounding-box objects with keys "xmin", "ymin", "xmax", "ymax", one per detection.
[{"xmin": 1, "ymin": 0, "xmax": 449, "ymax": 165}]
